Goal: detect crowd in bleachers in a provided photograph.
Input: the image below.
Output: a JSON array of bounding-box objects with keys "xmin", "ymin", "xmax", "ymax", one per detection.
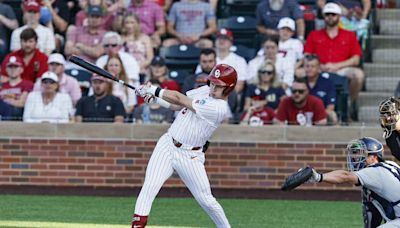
[{"xmin": 0, "ymin": 0, "xmax": 373, "ymax": 126}]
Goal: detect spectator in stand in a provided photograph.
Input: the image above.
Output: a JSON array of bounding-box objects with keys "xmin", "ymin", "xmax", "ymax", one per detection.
[
  {"xmin": 0, "ymin": 55, "xmax": 33, "ymax": 121},
  {"xmin": 183, "ymin": 48, "xmax": 215, "ymax": 93},
  {"xmin": 277, "ymin": 17, "xmax": 303, "ymax": 68},
  {"xmin": 75, "ymin": 74, "xmax": 126, "ymax": 122},
  {"xmin": 121, "ymin": 12, "xmax": 154, "ymax": 76},
  {"xmin": 96, "ymin": 31, "xmax": 140, "ymax": 86},
  {"xmin": 318, "ymin": 0, "xmax": 371, "ymax": 20},
  {"xmin": 64, "ymin": 5, "xmax": 106, "ymax": 64},
  {"xmin": 240, "ymin": 95, "xmax": 275, "ymax": 126},
  {"xmin": 39, "ymin": 0, "xmax": 70, "ymax": 35},
  {"xmin": 274, "ymin": 77, "xmax": 327, "ymax": 125},
  {"xmin": 147, "ymin": 0, "xmax": 173, "ymax": 13},
  {"xmin": 256, "ymin": 0, "xmax": 305, "ymax": 41},
  {"xmin": 148, "ymin": 56, "xmax": 181, "ymax": 92},
  {"xmin": 125, "ymin": 0, "xmax": 166, "ymax": 48},
  {"xmin": 304, "ymin": 2, "xmax": 364, "ymax": 121},
  {"xmin": 133, "ymin": 79, "xmax": 175, "ymax": 124},
  {"xmin": 214, "ymin": 28, "xmax": 248, "ymax": 93},
  {"xmin": 0, "ymin": 0, "xmax": 19, "ymax": 62},
  {"xmin": 301, "ymin": 54, "xmax": 338, "ymax": 125},
  {"xmin": 33, "ymin": 53, "xmax": 82, "ymax": 105},
  {"xmin": 104, "ymin": 54, "xmax": 137, "ymax": 114},
  {"xmin": 248, "ymin": 36, "xmax": 296, "ymax": 93},
  {"xmin": 244, "ymin": 60, "xmax": 286, "ymax": 111},
  {"xmin": 10, "ymin": 1, "xmax": 55, "ymax": 55},
  {"xmin": 1, "ymin": 28, "xmax": 48, "ymax": 84},
  {"xmin": 23, "ymin": 71, "xmax": 73, "ymax": 123},
  {"xmin": 75, "ymin": 0, "xmax": 123, "ymax": 31},
  {"xmin": 163, "ymin": 0, "xmax": 217, "ymax": 48}
]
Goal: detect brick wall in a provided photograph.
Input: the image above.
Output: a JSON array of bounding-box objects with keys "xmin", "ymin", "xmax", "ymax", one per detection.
[{"xmin": 0, "ymin": 137, "xmax": 358, "ymax": 191}]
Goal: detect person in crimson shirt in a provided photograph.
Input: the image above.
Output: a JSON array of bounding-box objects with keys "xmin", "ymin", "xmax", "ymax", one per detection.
[
  {"xmin": 240, "ymin": 95, "xmax": 275, "ymax": 126},
  {"xmin": 304, "ymin": 2, "xmax": 364, "ymax": 121},
  {"xmin": 0, "ymin": 55, "xmax": 34, "ymax": 120},
  {"xmin": 1, "ymin": 28, "xmax": 48, "ymax": 84},
  {"xmin": 148, "ymin": 56, "xmax": 181, "ymax": 92},
  {"xmin": 274, "ymin": 77, "xmax": 327, "ymax": 126}
]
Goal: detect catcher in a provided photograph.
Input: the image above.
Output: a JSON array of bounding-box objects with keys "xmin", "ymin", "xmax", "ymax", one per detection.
[
  {"xmin": 283, "ymin": 137, "xmax": 400, "ymax": 228},
  {"xmin": 379, "ymin": 97, "xmax": 400, "ymax": 161}
]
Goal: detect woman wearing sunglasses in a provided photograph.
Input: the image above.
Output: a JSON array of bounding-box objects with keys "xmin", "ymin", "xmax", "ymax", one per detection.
[
  {"xmin": 244, "ymin": 60, "xmax": 286, "ymax": 112},
  {"xmin": 23, "ymin": 72, "xmax": 73, "ymax": 123}
]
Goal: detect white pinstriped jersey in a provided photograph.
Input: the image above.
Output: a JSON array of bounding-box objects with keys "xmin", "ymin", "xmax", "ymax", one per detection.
[
  {"xmin": 168, "ymin": 85, "xmax": 230, "ymax": 147},
  {"xmin": 356, "ymin": 162, "xmax": 400, "ymax": 220}
]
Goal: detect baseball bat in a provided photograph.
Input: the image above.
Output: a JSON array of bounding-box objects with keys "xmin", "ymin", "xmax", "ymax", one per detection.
[{"xmin": 69, "ymin": 55, "xmax": 137, "ymax": 91}]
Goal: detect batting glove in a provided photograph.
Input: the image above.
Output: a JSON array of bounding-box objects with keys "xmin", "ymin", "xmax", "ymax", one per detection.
[
  {"xmin": 307, "ymin": 168, "xmax": 323, "ymax": 183},
  {"xmin": 137, "ymin": 82, "xmax": 163, "ymax": 98},
  {"xmin": 143, "ymin": 94, "xmax": 156, "ymax": 104}
]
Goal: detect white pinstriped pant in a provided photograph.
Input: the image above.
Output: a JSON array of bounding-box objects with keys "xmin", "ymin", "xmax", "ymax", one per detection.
[{"xmin": 134, "ymin": 133, "xmax": 231, "ymax": 228}]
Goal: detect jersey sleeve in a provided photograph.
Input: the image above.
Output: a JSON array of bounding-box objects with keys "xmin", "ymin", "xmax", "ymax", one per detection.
[{"xmin": 192, "ymin": 98, "xmax": 227, "ymax": 126}]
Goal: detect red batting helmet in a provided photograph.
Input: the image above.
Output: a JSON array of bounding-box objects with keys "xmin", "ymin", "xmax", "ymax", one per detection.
[{"xmin": 207, "ymin": 64, "xmax": 237, "ymax": 96}]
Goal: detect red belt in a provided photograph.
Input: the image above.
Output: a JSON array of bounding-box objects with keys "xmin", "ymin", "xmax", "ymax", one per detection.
[{"xmin": 172, "ymin": 138, "xmax": 201, "ymax": 150}]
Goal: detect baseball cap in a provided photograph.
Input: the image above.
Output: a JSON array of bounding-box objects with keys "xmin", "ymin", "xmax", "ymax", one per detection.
[
  {"xmin": 48, "ymin": 53, "xmax": 66, "ymax": 65},
  {"xmin": 41, "ymin": 71, "xmax": 59, "ymax": 82},
  {"xmin": 277, "ymin": 17, "xmax": 296, "ymax": 31},
  {"xmin": 216, "ymin": 28, "xmax": 233, "ymax": 41},
  {"xmin": 323, "ymin": 2, "xmax": 342, "ymax": 15},
  {"xmin": 91, "ymin": 73, "xmax": 106, "ymax": 81},
  {"xmin": 87, "ymin": 5, "xmax": 104, "ymax": 17},
  {"xmin": 24, "ymin": 1, "xmax": 40, "ymax": 13},
  {"xmin": 4, "ymin": 55, "xmax": 24, "ymax": 67},
  {"xmin": 151, "ymin": 56, "xmax": 166, "ymax": 66}
]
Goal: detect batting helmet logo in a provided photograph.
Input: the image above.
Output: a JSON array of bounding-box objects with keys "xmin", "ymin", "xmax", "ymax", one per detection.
[{"xmin": 207, "ymin": 64, "xmax": 238, "ymax": 96}]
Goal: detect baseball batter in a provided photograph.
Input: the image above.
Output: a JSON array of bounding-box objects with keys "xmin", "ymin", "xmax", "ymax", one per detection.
[
  {"xmin": 306, "ymin": 137, "xmax": 400, "ymax": 228},
  {"xmin": 131, "ymin": 64, "xmax": 237, "ymax": 228}
]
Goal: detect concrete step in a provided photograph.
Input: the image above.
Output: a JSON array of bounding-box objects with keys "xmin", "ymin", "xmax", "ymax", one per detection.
[
  {"xmin": 377, "ymin": 9, "xmax": 400, "ymax": 21},
  {"xmin": 364, "ymin": 63, "xmax": 400, "ymax": 78},
  {"xmin": 366, "ymin": 77, "xmax": 398, "ymax": 92},
  {"xmin": 372, "ymin": 49, "xmax": 400, "ymax": 63},
  {"xmin": 380, "ymin": 20, "xmax": 400, "ymax": 35},
  {"xmin": 358, "ymin": 92, "xmax": 392, "ymax": 107},
  {"xmin": 359, "ymin": 106, "xmax": 379, "ymax": 124},
  {"xmin": 371, "ymin": 35, "xmax": 400, "ymax": 49}
]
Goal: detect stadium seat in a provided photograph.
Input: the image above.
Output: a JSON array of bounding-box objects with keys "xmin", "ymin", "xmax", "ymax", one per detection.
[
  {"xmin": 322, "ymin": 72, "xmax": 349, "ymax": 124},
  {"xmin": 159, "ymin": 44, "xmax": 201, "ymax": 73},
  {"xmin": 218, "ymin": 0, "xmax": 260, "ymax": 18},
  {"xmin": 218, "ymin": 16, "xmax": 257, "ymax": 48},
  {"xmin": 65, "ymin": 68, "xmax": 92, "ymax": 96},
  {"xmin": 168, "ymin": 70, "xmax": 190, "ymax": 87},
  {"xmin": 230, "ymin": 44, "xmax": 256, "ymax": 62}
]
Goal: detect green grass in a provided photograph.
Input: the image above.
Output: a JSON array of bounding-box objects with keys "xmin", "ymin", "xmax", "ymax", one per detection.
[{"xmin": 0, "ymin": 195, "xmax": 362, "ymax": 228}]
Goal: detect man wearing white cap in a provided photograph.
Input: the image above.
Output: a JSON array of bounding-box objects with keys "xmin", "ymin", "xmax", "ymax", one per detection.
[
  {"xmin": 33, "ymin": 53, "xmax": 82, "ymax": 105},
  {"xmin": 304, "ymin": 2, "xmax": 364, "ymax": 121},
  {"xmin": 277, "ymin": 17, "xmax": 303, "ymax": 68}
]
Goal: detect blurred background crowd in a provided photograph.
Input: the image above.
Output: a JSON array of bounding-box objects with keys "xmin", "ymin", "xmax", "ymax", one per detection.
[{"xmin": 0, "ymin": 0, "xmax": 393, "ymax": 126}]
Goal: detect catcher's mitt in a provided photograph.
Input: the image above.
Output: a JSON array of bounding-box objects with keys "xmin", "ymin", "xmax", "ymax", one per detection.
[{"xmin": 281, "ymin": 166, "xmax": 313, "ymax": 191}]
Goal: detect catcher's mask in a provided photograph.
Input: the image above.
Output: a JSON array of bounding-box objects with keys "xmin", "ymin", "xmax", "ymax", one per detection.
[
  {"xmin": 379, "ymin": 97, "xmax": 400, "ymax": 138},
  {"xmin": 347, "ymin": 137, "xmax": 384, "ymax": 172}
]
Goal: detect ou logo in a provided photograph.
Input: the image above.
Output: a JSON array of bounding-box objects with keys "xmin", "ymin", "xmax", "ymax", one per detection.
[{"xmin": 215, "ymin": 69, "xmax": 221, "ymax": 78}]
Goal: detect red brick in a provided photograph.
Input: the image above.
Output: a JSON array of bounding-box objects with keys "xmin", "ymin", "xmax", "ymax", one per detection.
[
  {"xmin": 115, "ymin": 172, "xmax": 134, "ymax": 178},
  {"xmin": 238, "ymin": 155, "xmax": 257, "ymax": 160},
  {"xmin": 205, "ymin": 167, "xmax": 219, "ymax": 172},
  {"xmin": 249, "ymin": 174, "xmax": 267, "ymax": 180},
  {"xmin": 0, "ymin": 177, "xmax": 10, "ymax": 182},
  {"xmin": 96, "ymin": 172, "xmax": 113, "ymax": 177},
  {"xmin": 247, "ymin": 161, "xmax": 268, "ymax": 166},
  {"xmin": 305, "ymin": 149, "xmax": 324, "ymax": 155},
  {"xmin": 39, "ymin": 171, "xmax": 55, "ymax": 176},
  {"xmin": 88, "ymin": 140, "xmax": 106, "ymax": 145},
  {"xmin": 124, "ymin": 141, "xmax": 143, "ymax": 146},
  {"xmin": 0, "ymin": 139, "xmax": 10, "ymax": 143},
  {"xmin": 258, "ymin": 155, "xmax": 276, "ymax": 160},
  {"xmin": 97, "ymin": 146, "xmax": 115, "ymax": 151},
  {"xmin": 210, "ymin": 148, "xmax": 229, "ymax": 153},
  {"xmin": 230, "ymin": 148, "xmax": 248, "ymax": 154},
  {"xmin": 11, "ymin": 139, "xmax": 29, "ymax": 144},
  {"xmin": 77, "ymin": 172, "xmax": 95, "ymax": 177},
  {"xmin": 315, "ymin": 144, "xmax": 334, "ymax": 149},
  {"xmin": 220, "ymin": 167, "xmax": 238, "ymax": 172},
  {"xmin": 326, "ymin": 149, "xmax": 345, "ymax": 155},
  {"xmin": 218, "ymin": 142, "xmax": 238, "ymax": 147},
  {"xmin": 230, "ymin": 161, "xmax": 247, "ymax": 166},
  {"xmin": 2, "ymin": 157, "xmax": 20, "ymax": 162},
  {"xmin": 49, "ymin": 140, "xmax": 67, "ymax": 145},
  {"xmin": 31, "ymin": 164, "xmax": 47, "ymax": 169},
  {"xmin": 124, "ymin": 179, "xmax": 142, "ymax": 184},
  {"xmin": 68, "ymin": 140, "xmax": 86, "ymax": 145},
  {"xmin": 286, "ymin": 162, "xmax": 306, "ymax": 168},
  {"xmin": 106, "ymin": 166, "xmax": 123, "ymax": 171},
  {"xmin": 116, "ymin": 146, "xmax": 134, "ymax": 152},
  {"xmin": 58, "ymin": 171, "xmax": 77, "ymax": 177},
  {"xmin": 106, "ymin": 178, "xmax": 123, "ymax": 184},
  {"xmin": 267, "ymin": 149, "xmax": 288, "ymax": 154},
  {"xmin": 31, "ymin": 177, "xmax": 48, "ymax": 183},
  {"xmin": 135, "ymin": 159, "xmax": 149, "ymax": 165},
  {"xmin": 0, "ymin": 164, "xmax": 9, "ymax": 169},
  {"xmin": 78, "ymin": 158, "xmax": 95, "ymax": 163},
  {"xmin": 315, "ymin": 156, "xmax": 334, "ymax": 161},
  {"xmin": 296, "ymin": 155, "xmax": 314, "ymax": 161},
  {"xmin": 97, "ymin": 159, "xmax": 114, "ymax": 164},
  {"xmin": 0, "ymin": 151, "xmax": 10, "ymax": 156},
  {"xmin": 49, "ymin": 164, "xmax": 66, "ymax": 170},
  {"xmin": 48, "ymin": 178, "xmax": 67, "ymax": 183},
  {"xmin": 106, "ymin": 152, "xmax": 121, "ymax": 158},
  {"xmin": 78, "ymin": 145, "xmax": 97, "ymax": 150},
  {"xmin": 86, "ymin": 165, "xmax": 104, "ymax": 170},
  {"xmin": 206, "ymin": 154, "xmax": 218, "ymax": 159},
  {"xmin": 295, "ymin": 143, "xmax": 315, "ymax": 148},
  {"xmin": 125, "ymin": 166, "xmax": 142, "ymax": 171},
  {"xmin": 29, "ymin": 151, "xmax": 48, "ymax": 156},
  {"xmin": 267, "ymin": 161, "xmax": 285, "ymax": 167},
  {"xmin": 52, "ymin": 152, "xmax": 66, "ymax": 157},
  {"xmin": 22, "ymin": 157, "xmax": 38, "ymax": 163},
  {"xmin": 136, "ymin": 147, "xmax": 153, "ymax": 153},
  {"xmin": 277, "ymin": 143, "xmax": 295, "ymax": 148},
  {"xmin": 277, "ymin": 155, "xmax": 295, "ymax": 161},
  {"xmin": 144, "ymin": 141, "xmax": 157, "ymax": 146},
  {"xmin": 11, "ymin": 177, "xmax": 29, "ymax": 182},
  {"xmin": 105, "ymin": 140, "xmax": 124, "ymax": 145},
  {"xmin": 125, "ymin": 153, "xmax": 143, "ymax": 158},
  {"xmin": 3, "ymin": 144, "xmax": 20, "ymax": 150},
  {"xmin": 40, "ymin": 158, "xmax": 58, "ymax": 163},
  {"xmin": 248, "ymin": 149, "xmax": 267, "ymax": 154},
  {"xmin": 59, "ymin": 158, "xmax": 76, "ymax": 163},
  {"xmin": 2, "ymin": 170, "xmax": 19, "ymax": 176},
  {"xmin": 60, "ymin": 145, "xmax": 78, "ymax": 151},
  {"xmin": 23, "ymin": 145, "xmax": 39, "ymax": 150},
  {"xmin": 30, "ymin": 139, "xmax": 48, "ymax": 144},
  {"xmin": 221, "ymin": 180, "xmax": 239, "ymax": 186},
  {"xmin": 87, "ymin": 178, "xmax": 105, "ymax": 184},
  {"xmin": 257, "ymin": 143, "xmax": 276, "ymax": 148},
  {"xmin": 210, "ymin": 161, "xmax": 229, "ymax": 166}
]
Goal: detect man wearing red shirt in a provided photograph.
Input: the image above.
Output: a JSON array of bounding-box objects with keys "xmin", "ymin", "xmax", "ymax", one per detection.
[
  {"xmin": 274, "ymin": 77, "xmax": 327, "ymax": 126},
  {"xmin": 304, "ymin": 2, "xmax": 364, "ymax": 121},
  {"xmin": 1, "ymin": 28, "xmax": 48, "ymax": 83},
  {"xmin": 0, "ymin": 55, "xmax": 33, "ymax": 120}
]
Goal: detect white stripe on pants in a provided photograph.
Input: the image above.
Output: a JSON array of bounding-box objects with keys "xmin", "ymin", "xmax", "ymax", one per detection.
[{"xmin": 134, "ymin": 133, "xmax": 230, "ymax": 228}]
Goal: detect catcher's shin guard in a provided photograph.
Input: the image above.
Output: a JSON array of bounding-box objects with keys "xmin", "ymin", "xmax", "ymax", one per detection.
[
  {"xmin": 362, "ymin": 202, "xmax": 382, "ymax": 228},
  {"xmin": 132, "ymin": 214, "xmax": 148, "ymax": 228}
]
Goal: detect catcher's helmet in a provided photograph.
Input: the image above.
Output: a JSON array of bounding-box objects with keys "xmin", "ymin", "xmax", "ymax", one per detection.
[
  {"xmin": 207, "ymin": 64, "xmax": 237, "ymax": 96},
  {"xmin": 379, "ymin": 97, "xmax": 400, "ymax": 138},
  {"xmin": 347, "ymin": 137, "xmax": 384, "ymax": 172}
]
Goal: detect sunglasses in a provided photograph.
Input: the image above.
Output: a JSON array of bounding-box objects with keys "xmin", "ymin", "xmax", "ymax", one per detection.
[
  {"xmin": 291, "ymin": 89, "xmax": 305, "ymax": 94},
  {"xmin": 324, "ymin": 13, "xmax": 338, "ymax": 17},
  {"xmin": 103, "ymin": 44, "xmax": 118, "ymax": 48},
  {"xmin": 259, "ymin": 70, "xmax": 274, "ymax": 75},
  {"xmin": 42, "ymin": 79, "xmax": 57, "ymax": 84},
  {"xmin": 6, "ymin": 65, "xmax": 20, "ymax": 68}
]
